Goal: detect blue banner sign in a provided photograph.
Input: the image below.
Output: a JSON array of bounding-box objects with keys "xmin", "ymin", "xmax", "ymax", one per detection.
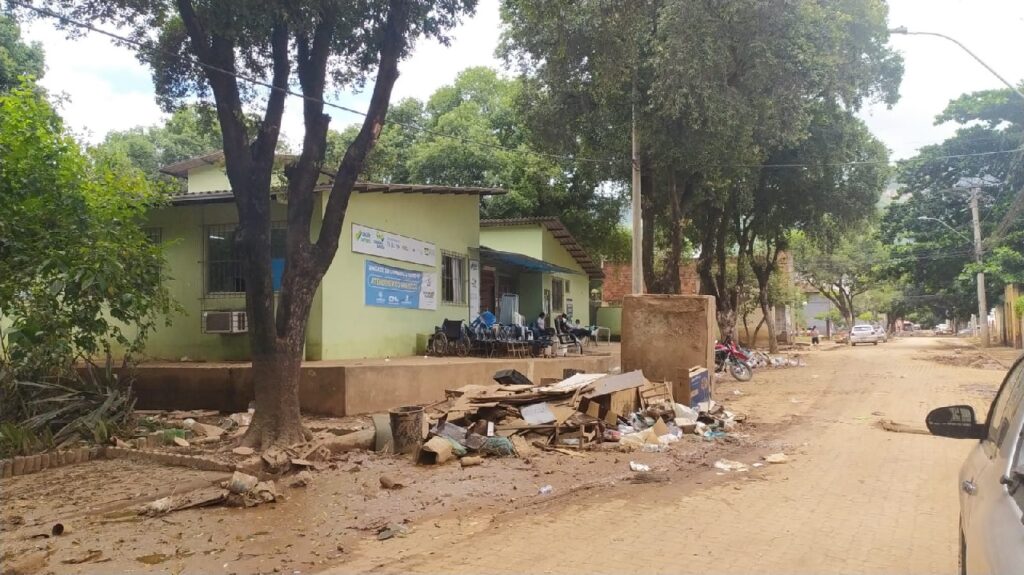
[{"xmin": 364, "ymin": 260, "xmax": 437, "ymax": 310}]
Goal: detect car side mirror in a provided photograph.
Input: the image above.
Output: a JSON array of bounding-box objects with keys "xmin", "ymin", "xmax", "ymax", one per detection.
[{"xmin": 926, "ymin": 405, "xmax": 985, "ymax": 439}]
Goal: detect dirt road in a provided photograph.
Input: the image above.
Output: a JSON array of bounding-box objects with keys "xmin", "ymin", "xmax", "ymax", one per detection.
[{"xmin": 333, "ymin": 337, "xmax": 1006, "ymax": 574}]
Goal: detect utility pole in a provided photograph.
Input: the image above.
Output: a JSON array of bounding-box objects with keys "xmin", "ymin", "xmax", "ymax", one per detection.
[
  {"xmin": 630, "ymin": 83, "xmax": 644, "ymax": 294},
  {"xmin": 970, "ymin": 188, "xmax": 989, "ymax": 347}
]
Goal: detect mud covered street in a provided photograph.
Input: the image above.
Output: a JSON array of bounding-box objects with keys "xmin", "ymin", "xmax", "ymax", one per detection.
[{"xmin": 0, "ymin": 337, "xmax": 1013, "ymax": 574}]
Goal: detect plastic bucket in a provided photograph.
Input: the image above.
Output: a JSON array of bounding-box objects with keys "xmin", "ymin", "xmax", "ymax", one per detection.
[{"xmin": 389, "ymin": 405, "xmax": 425, "ymax": 456}]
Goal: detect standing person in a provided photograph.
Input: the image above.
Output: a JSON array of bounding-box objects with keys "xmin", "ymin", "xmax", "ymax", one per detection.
[{"xmin": 810, "ymin": 325, "xmax": 820, "ymax": 347}]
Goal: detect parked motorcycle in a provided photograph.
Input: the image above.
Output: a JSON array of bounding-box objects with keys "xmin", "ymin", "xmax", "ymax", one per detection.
[{"xmin": 715, "ymin": 337, "xmax": 753, "ymax": 381}]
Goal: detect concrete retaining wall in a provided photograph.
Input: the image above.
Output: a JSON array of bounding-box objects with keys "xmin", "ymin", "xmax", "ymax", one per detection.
[{"xmin": 131, "ymin": 353, "xmax": 620, "ymax": 416}]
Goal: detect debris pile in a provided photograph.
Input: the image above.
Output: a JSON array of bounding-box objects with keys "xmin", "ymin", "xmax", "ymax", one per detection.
[
  {"xmin": 746, "ymin": 351, "xmax": 806, "ymax": 369},
  {"xmin": 413, "ymin": 368, "xmax": 745, "ymax": 464}
]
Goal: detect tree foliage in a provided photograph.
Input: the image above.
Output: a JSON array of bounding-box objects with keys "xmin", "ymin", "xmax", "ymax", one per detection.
[
  {"xmin": 499, "ymin": 0, "xmax": 901, "ymax": 336},
  {"xmin": 0, "ymin": 82, "xmax": 173, "ymax": 453},
  {"xmin": 880, "ymin": 87, "xmax": 1024, "ymax": 323},
  {"xmin": 0, "ymin": 13, "xmax": 44, "ymax": 92},
  {"xmin": 326, "ymin": 67, "xmax": 627, "ymax": 258},
  {"xmin": 30, "ymin": 0, "xmax": 479, "ymax": 449},
  {"xmin": 93, "ymin": 104, "xmax": 226, "ymax": 184}
]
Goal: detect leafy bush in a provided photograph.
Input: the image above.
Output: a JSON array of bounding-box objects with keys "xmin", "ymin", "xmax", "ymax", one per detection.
[{"xmin": 0, "ymin": 82, "xmax": 175, "ymax": 455}]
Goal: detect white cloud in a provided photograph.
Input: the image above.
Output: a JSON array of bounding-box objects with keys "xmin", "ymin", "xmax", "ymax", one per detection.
[
  {"xmin": 859, "ymin": 0, "xmax": 1024, "ymax": 159},
  {"xmin": 21, "ymin": 20, "xmax": 164, "ymax": 142}
]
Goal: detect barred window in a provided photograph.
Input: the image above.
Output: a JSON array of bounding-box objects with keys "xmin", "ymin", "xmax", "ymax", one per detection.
[
  {"xmin": 144, "ymin": 227, "xmax": 162, "ymax": 244},
  {"xmin": 206, "ymin": 224, "xmax": 286, "ymax": 295},
  {"xmin": 441, "ymin": 251, "xmax": 466, "ymax": 305}
]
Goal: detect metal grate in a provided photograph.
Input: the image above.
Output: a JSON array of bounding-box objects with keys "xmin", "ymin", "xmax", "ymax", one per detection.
[{"xmin": 204, "ymin": 223, "xmax": 286, "ymax": 297}]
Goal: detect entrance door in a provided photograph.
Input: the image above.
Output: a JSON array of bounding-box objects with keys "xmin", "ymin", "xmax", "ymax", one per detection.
[{"xmin": 480, "ymin": 267, "xmax": 496, "ymax": 314}]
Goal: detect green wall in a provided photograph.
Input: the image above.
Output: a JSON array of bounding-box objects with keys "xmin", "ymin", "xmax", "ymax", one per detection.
[
  {"xmin": 481, "ymin": 224, "xmax": 593, "ymax": 326},
  {"xmin": 596, "ymin": 306, "xmax": 622, "ymax": 337},
  {"xmin": 479, "ymin": 226, "xmax": 543, "ymax": 258},
  {"xmin": 318, "ymin": 192, "xmax": 478, "ymax": 359}
]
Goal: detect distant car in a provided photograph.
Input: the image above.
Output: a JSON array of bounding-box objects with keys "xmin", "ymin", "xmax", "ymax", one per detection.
[
  {"xmin": 926, "ymin": 355, "xmax": 1024, "ymax": 574},
  {"xmin": 849, "ymin": 324, "xmax": 880, "ymax": 345},
  {"xmin": 936, "ymin": 324, "xmax": 953, "ymax": 335},
  {"xmin": 874, "ymin": 327, "xmax": 888, "ymax": 343},
  {"xmin": 958, "ymin": 328, "xmax": 974, "ymax": 337}
]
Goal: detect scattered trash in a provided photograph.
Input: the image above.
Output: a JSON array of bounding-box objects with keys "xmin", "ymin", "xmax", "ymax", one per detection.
[
  {"xmin": 629, "ymin": 461, "xmax": 651, "ymax": 472},
  {"xmin": 538, "ymin": 485, "xmax": 554, "ymax": 495},
  {"xmin": 61, "ymin": 549, "xmax": 103, "ymax": 564},
  {"xmin": 732, "ymin": 389, "xmax": 743, "ymax": 396},
  {"xmin": 379, "ymin": 474, "xmax": 404, "ymax": 490},
  {"xmin": 752, "ymin": 462, "xmax": 764, "ymax": 468},
  {"xmin": 460, "ymin": 456, "xmax": 484, "ymax": 467},
  {"xmin": 878, "ymin": 419, "xmax": 931, "ymax": 435},
  {"xmin": 417, "ymin": 436, "xmax": 454, "ymax": 465},
  {"xmin": 289, "ymin": 470, "xmax": 313, "ymax": 488},
  {"xmin": 227, "ymin": 471, "xmax": 259, "ymax": 495},
  {"xmin": 763, "ymin": 453, "xmax": 789, "ymax": 464},
  {"xmin": 713, "ymin": 459, "xmax": 749, "ymax": 472},
  {"xmin": 232, "ymin": 446, "xmax": 255, "ymax": 456},
  {"xmin": 172, "ymin": 436, "xmax": 190, "ymax": 448},
  {"xmin": 377, "ymin": 523, "xmax": 409, "ymax": 541}
]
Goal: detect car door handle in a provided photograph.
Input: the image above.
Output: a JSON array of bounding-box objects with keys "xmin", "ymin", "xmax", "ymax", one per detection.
[{"xmin": 961, "ymin": 480, "xmax": 977, "ymax": 495}]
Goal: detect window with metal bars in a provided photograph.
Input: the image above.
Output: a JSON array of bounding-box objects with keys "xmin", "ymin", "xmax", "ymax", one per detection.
[
  {"xmin": 441, "ymin": 251, "xmax": 466, "ymax": 305},
  {"xmin": 205, "ymin": 223, "xmax": 286, "ymax": 296}
]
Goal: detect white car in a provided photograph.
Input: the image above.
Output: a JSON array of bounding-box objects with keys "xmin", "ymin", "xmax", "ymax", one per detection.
[
  {"xmin": 926, "ymin": 355, "xmax": 1024, "ymax": 574},
  {"xmin": 849, "ymin": 324, "xmax": 880, "ymax": 345},
  {"xmin": 874, "ymin": 327, "xmax": 888, "ymax": 343}
]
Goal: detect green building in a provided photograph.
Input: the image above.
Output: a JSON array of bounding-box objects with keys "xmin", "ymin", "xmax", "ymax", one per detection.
[{"xmin": 137, "ymin": 154, "xmax": 600, "ymax": 362}]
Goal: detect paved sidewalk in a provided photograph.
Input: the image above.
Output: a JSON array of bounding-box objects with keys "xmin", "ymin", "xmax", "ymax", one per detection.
[{"xmin": 334, "ymin": 338, "xmax": 1004, "ymax": 574}]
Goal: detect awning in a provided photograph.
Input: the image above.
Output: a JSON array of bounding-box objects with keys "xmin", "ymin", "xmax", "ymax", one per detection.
[{"xmin": 479, "ymin": 246, "xmax": 577, "ymax": 275}]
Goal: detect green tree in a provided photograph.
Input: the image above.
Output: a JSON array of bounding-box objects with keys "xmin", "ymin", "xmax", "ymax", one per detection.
[
  {"xmin": 0, "ymin": 13, "xmax": 44, "ymax": 92},
  {"xmin": 94, "ymin": 104, "xmax": 225, "ymax": 184},
  {"xmin": 500, "ymin": 0, "xmax": 901, "ymax": 337},
  {"xmin": 0, "ymin": 82, "xmax": 174, "ymax": 446},
  {"xmin": 38, "ymin": 0, "xmax": 477, "ymax": 449},
  {"xmin": 792, "ymin": 231, "xmax": 886, "ymax": 330},
  {"xmin": 880, "ymin": 87, "xmax": 1024, "ymax": 324}
]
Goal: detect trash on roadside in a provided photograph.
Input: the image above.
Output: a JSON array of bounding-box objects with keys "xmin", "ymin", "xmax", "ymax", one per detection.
[
  {"xmin": 629, "ymin": 461, "xmax": 651, "ymax": 472},
  {"xmin": 713, "ymin": 458, "xmax": 749, "ymax": 472},
  {"xmin": 379, "ymin": 474, "xmax": 404, "ymax": 490},
  {"xmin": 538, "ymin": 485, "xmax": 553, "ymax": 495},
  {"xmin": 763, "ymin": 452, "xmax": 789, "ymax": 464}
]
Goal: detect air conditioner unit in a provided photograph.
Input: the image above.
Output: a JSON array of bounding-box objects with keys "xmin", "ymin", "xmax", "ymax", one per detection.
[{"xmin": 203, "ymin": 311, "xmax": 248, "ymax": 334}]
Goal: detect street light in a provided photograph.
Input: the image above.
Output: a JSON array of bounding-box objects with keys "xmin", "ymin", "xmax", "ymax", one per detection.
[
  {"xmin": 916, "ymin": 202, "xmax": 990, "ymax": 347},
  {"xmin": 889, "ymin": 26, "xmax": 1024, "ymax": 104},
  {"xmin": 916, "ymin": 216, "xmax": 971, "ymax": 243}
]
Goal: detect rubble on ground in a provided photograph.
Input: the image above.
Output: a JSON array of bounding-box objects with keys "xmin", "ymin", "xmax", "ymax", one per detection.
[
  {"xmin": 746, "ymin": 351, "xmax": 806, "ymax": 369},
  {"xmin": 402, "ymin": 367, "xmax": 746, "ymax": 467}
]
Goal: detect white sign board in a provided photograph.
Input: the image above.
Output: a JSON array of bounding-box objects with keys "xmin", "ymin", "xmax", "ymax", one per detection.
[
  {"xmin": 420, "ymin": 270, "xmax": 438, "ymax": 310},
  {"xmin": 352, "ymin": 223, "xmax": 436, "ymax": 267},
  {"xmin": 468, "ymin": 260, "xmax": 481, "ymax": 318}
]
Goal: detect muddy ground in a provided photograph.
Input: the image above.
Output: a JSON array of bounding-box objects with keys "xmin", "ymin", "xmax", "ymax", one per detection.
[{"xmin": 3, "ymin": 339, "xmax": 999, "ymax": 575}]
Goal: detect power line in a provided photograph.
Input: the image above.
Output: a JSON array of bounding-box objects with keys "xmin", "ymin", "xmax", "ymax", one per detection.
[{"xmin": 13, "ymin": 0, "xmax": 1024, "ymax": 173}]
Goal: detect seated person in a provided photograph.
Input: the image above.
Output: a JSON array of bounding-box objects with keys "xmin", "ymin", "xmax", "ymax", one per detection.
[{"xmin": 572, "ymin": 319, "xmax": 592, "ymax": 340}]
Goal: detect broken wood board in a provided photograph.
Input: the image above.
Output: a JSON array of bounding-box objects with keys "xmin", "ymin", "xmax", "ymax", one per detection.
[
  {"xmin": 639, "ymin": 379, "xmax": 674, "ymax": 407},
  {"xmin": 581, "ymin": 370, "xmax": 646, "ymax": 399},
  {"xmin": 520, "ymin": 403, "xmax": 557, "ymax": 425},
  {"xmin": 537, "ymin": 372, "xmax": 606, "ymax": 394}
]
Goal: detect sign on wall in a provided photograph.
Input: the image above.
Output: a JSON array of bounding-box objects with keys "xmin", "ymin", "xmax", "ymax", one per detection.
[
  {"xmin": 365, "ymin": 260, "xmax": 438, "ymax": 310},
  {"xmin": 469, "ymin": 260, "xmax": 481, "ymax": 318},
  {"xmin": 352, "ymin": 223, "xmax": 436, "ymax": 267}
]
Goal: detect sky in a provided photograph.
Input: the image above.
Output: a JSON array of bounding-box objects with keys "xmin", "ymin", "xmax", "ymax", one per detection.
[{"xmin": 19, "ymin": 0, "xmax": 1024, "ymax": 161}]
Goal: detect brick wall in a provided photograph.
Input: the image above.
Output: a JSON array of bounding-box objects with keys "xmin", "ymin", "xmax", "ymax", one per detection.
[{"xmin": 601, "ymin": 261, "xmax": 700, "ymax": 304}]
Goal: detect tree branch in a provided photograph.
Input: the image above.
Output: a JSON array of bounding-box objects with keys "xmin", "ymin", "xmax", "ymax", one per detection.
[{"xmin": 315, "ymin": 0, "xmax": 410, "ymax": 270}]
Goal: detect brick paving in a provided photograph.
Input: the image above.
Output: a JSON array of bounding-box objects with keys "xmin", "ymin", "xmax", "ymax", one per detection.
[{"xmin": 333, "ymin": 338, "xmax": 1005, "ymax": 574}]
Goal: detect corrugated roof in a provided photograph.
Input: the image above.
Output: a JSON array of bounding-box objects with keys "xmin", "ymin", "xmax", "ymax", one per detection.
[
  {"xmin": 479, "ymin": 246, "xmax": 577, "ymax": 275},
  {"xmin": 168, "ymin": 181, "xmax": 502, "ymax": 205},
  {"xmin": 480, "ymin": 217, "xmax": 603, "ymax": 279}
]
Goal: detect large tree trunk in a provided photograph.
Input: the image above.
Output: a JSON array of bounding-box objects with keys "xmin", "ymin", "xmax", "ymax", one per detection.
[
  {"xmin": 246, "ymin": 342, "xmax": 307, "ymax": 447},
  {"xmin": 640, "ymin": 163, "xmax": 656, "ymax": 293},
  {"xmin": 176, "ymin": 0, "xmax": 410, "ymax": 449},
  {"xmin": 759, "ymin": 284, "xmax": 778, "ymax": 353}
]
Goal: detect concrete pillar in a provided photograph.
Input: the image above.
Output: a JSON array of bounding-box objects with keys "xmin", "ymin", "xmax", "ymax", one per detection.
[{"xmin": 621, "ymin": 294, "xmax": 716, "ymax": 401}]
